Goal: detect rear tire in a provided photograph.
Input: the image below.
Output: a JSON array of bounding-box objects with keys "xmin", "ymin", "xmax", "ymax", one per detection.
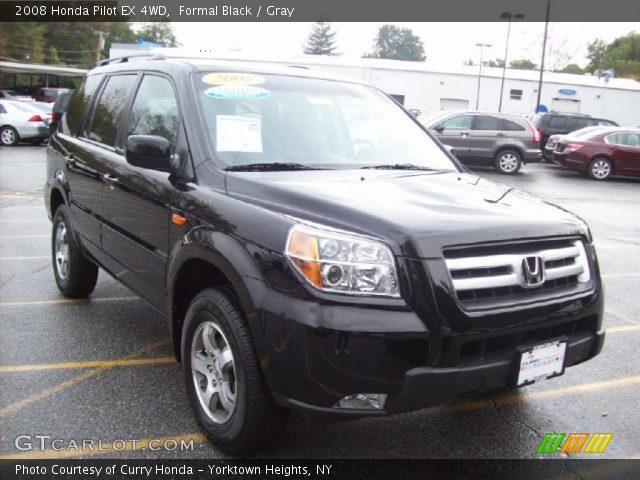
[
  {"xmin": 494, "ymin": 149, "xmax": 522, "ymax": 175},
  {"xmin": 0, "ymin": 126, "xmax": 19, "ymax": 146},
  {"xmin": 182, "ymin": 288, "xmax": 288, "ymax": 454},
  {"xmin": 51, "ymin": 204, "xmax": 98, "ymax": 298},
  {"xmin": 588, "ymin": 157, "xmax": 613, "ymax": 181}
]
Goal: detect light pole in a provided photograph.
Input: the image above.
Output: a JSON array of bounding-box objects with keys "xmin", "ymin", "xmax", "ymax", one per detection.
[
  {"xmin": 535, "ymin": 0, "xmax": 551, "ymax": 112},
  {"xmin": 475, "ymin": 43, "xmax": 491, "ymax": 110},
  {"xmin": 498, "ymin": 12, "xmax": 524, "ymax": 112}
]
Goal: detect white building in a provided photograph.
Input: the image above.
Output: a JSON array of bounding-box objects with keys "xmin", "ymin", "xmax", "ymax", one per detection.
[{"xmin": 110, "ymin": 44, "xmax": 640, "ymax": 126}]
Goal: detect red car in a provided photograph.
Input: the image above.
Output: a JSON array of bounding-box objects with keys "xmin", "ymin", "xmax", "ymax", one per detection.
[
  {"xmin": 552, "ymin": 127, "xmax": 640, "ymax": 180},
  {"xmin": 34, "ymin": 87, "xmax": 70, "ymax": 103}
]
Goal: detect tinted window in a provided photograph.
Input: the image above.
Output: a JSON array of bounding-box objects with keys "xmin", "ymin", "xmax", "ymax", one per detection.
[
  {"xmin": 127, "ymin": 75, "xmax": 180, "ymax": 153},
  {"xmin": 64, "ymin": 74, "xmax": 104, "ymax": 135},
  {"xmin": 570, "ymin": 118, "xmax": 591, "ymax": 130},
  {"xmin": 472, "ymin": 115, "xmax": 502, "ymax": 131},
  {"xmin": 440, "ymin": 115, "xmax": 473, "ymax": 129},
  {"xmin": 86, "ymin": 75, "xmax": 137, "ymax": 146},
  {"xmin": 547, "ymin": 116, "xmax": 567, "ymax": 129},
  {"xmin": 501, "ymin": 119, "xmax": 526, "ymax": 131}
]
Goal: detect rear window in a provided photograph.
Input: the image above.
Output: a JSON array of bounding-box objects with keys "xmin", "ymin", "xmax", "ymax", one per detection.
[
  {"xmin": 85, "ymin": 74, "xmax": 137, "ymax": 147},
  {"xmin": 63, "ymin": 75, "xmax": 103, "ymax": 136}
]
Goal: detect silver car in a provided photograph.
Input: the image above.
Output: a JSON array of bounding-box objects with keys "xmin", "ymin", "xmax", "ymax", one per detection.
[
  {"xmin": 418, "ymin": 110, "xmax": 542, "ymax": 174},
  {"xmin": 0, "ymin": 100, "xmax": 50, "ymax": 146},
  {"xmin": 0, "ymin": 89, "xmax": 34, "ymax": 102}
]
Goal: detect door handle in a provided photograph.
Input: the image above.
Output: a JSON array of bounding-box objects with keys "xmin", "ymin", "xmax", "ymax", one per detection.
[
  {"xmin": 65, "ymin": 154, "xmax": 75, "ymax": 167},
  {"xmin": 460, "ymin": 132, "xmax": 469, "ymax": 138},
  {"xmin": 496, "ymin": 133, "xmax": 506, "ymax": 137},
  {"xmin": 103, "ymin": 173, "xmax": 119, "ymax": 186}
]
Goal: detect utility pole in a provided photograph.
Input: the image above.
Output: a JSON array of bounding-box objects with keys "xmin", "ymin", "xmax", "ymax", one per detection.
[
  {"xmin": 535, "ymin": 1, "xmax": 551, "ymax": 113},
  {"xmin": 96, "ymin": 31, "xmax": 105, "ymax": 65}
]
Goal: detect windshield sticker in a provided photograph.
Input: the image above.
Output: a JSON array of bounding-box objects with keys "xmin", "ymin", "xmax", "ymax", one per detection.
[
  {"xmin": 202, "ymin": 72, "xmax": 266, "ymax": 85},
  {"xmin": 205, "ymin": 85, "xmax": 270, "ymax": 100},
  {"xmin": 216, "ymin": 115, "xmax": 263, "ymax": 153}
]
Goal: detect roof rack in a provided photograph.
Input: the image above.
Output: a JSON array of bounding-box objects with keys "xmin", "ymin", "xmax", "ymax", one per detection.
[{"xmin": 97, "ymin": 53, "xmax": 165, "ymax": 67}]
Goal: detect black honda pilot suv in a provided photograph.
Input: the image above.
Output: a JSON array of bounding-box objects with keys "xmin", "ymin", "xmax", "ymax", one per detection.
[{"xmin": 45, "ymin": 55, "xmax": 604, "ymax": 454}]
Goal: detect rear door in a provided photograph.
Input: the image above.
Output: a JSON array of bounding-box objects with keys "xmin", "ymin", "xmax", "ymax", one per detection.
[
  {"xmin": 432, "ymin": 113, "xmax": 474, "ymax": 159},
  {"xmin": 100, "ymin": 73, "xmax": 183, "ymax": 309},
  {"xmin": 55, "ymin": 74, "xmax": 106, "ymax": 248},
  {"xmin": 467, "ymin": 114, "xmax": 505, "ymax": 163},
  {"xmin": 607, "ymin": 132, "xmax": 640, "ymax": 175}
]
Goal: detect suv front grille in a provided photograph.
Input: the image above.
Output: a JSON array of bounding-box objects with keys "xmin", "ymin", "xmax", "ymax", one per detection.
[{"xmin": 444, "ymin": 239, "xmax": 592, "ymax": 310}]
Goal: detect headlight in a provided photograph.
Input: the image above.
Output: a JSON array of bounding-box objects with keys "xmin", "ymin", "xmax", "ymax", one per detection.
[{"xmin": 285, "ymin": 224, "xmax": 399, "ymax": 297}]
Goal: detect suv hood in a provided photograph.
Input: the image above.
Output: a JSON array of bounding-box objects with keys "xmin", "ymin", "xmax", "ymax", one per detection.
[{"xmin": 225, "ymin": 170, "xmax": 587, "ymax": 258}]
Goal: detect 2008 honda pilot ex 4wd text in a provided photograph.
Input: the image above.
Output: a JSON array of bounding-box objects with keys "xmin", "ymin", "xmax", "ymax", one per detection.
[{"xmin": 45, "ymin": 56, "xmax": 605, "ymax": 454}]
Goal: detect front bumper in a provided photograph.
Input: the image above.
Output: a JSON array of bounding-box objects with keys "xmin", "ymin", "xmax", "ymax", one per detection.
[{"xmin": 257, "ymin": 281, "xmax": 603, "ymax": 419}]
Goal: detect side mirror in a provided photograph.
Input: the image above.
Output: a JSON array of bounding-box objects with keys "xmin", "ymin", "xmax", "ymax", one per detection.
[
  {"xmin": 408, "ymin": 108, "xmax": 421, "ymax": 117},
  {"xmin": 435, "ymin": 125, "xmax": 445, "ymax": 133},
  {"xmin": 125, "ymin": 135, "xmax": 172, "ymax": 172}
]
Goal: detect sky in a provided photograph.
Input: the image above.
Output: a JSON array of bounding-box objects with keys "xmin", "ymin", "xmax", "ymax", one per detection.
[{"xmin": 171, "ymin": 22, "xmax": 639, "ymax": 69}]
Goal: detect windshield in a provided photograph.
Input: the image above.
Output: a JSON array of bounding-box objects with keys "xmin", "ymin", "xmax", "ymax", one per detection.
[{"xmin": 194, "ymin": 72, "xmax": 457, "ymax": 171}]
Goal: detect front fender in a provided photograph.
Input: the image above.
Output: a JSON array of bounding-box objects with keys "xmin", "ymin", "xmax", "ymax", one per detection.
[{"xmin": 167, "ymin": 227, "xmax": 279, "ymax": 362}]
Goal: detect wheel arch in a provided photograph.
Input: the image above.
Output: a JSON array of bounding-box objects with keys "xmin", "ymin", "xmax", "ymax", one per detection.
[{"xmin": 167, "ymin": 232, "xmax": 266, "ymax": 361}]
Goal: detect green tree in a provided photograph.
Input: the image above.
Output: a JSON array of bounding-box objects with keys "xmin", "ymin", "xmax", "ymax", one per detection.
[
  {"xmin": 303, "ymin": 22, "xmax": 338, "ymax": 56},
  {"xmin": 0, "ymin": 23, "xmax": 45, "ymax": 63},
  {"xmin": 586, "ymin": 38, "xmax": 608, "ymax": 71},
  {"xmin": 559, "ymin": 63, "xmax": 584, "ymax": 74},
  {"xmin": 486, "ymin": 58, "xmax": 505, "ymax": 68},
  {"xmin": 509, "ymin": 58, "xmax": 537, "ymax": 70},
  {"xmin": 45, "ymin": 47, "xmax": 63, "ymax": 65},
  {"xmin": 585, "ymin": 33, "xmax": 640, "ymax": 80},
  {"xmin": 364, "ymin": 25, "xmax": 425, "ymax": 61},
  {"xmin": 136, "ymin": 21, "xmax": 179, "ymax": 47}
]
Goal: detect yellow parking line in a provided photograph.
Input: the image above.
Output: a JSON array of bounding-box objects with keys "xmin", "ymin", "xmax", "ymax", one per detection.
[
  {"xmin": 0, "ymin": 296, "xmax": 138, "ymax": 307},
  {"xmin": 445, "ymin": 375, "xmax": 640, "ymax": 413},
  {"xmin": 604, "ymin": 236, "xmax": 640, "ymax": 244},
  {"xmin": 0, "ymin": 338, "xmax": 170, "ymax": 418},
  {"xmin": 0, "ymin": 432, "xmax": 207, "ymax": 460},
  {"xmin": 0, "ymin": 356, "xmax": 176, "ymax": 373},
  {"xmin": 602, "ymin": 272, "xmax": 640, "ymax": 278},
  {"xmin": 0, "ymin": 256, "xmax": 48, "ymax": 260},
  {"xmin": 607, "ymin": 325, "xmax": 640, "ymax": 333}
]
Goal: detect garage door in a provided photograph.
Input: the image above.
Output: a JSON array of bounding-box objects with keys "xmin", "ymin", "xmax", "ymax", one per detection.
[
  {"xmin": 551, "ymin": 97, "xmax": 581, "ymax": 113},
  {"xmin": 440, "ymin": 98, "xmax": 469, "ymax": 110}
]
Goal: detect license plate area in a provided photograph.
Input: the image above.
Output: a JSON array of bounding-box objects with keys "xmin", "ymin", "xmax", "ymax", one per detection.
[{"xmin": 515, "ymin": 339, "xmax": 568, "ymax": 387}]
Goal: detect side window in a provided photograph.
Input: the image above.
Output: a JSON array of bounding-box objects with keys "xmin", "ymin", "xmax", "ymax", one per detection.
[
  {"xmin": 63, "ymin": 74, "xmax": 104, "ymax": 136},
  {"xmin": 0, "ymin": 104, "xmax": 6, "ymax": 114},
  {"xmin": 440, "ymin": 115, "xmax": 473, "ymax": 130},
  {"xmin": 85, "ymin": 75, "xmax": 137, "ymax": 147},
  {"xmin": 127, "ymin": 75, "xmax": 180, "ymax": 153},
  {"xmin": 500, "ymin": 119, "xmax": 526, "ymax": 131},
  {"xmin": 571, "ymin": 118, "xmax": 590, "ymax": 130},
  {"xmin": 547, "ymin": 116, "xmax": 566, "ymax": 129},
  {"xmin": 472, "ymin": 115, "xmax": 502, "ymax": 131}
]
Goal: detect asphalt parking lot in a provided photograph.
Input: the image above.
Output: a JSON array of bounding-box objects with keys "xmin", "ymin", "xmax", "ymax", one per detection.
[{"xmin": 1, "ymin": 146, "xmax": 639, "ymax": 460}]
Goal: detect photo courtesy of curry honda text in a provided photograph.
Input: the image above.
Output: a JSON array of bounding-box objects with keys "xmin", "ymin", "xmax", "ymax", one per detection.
[{"xmin": 44, "ymin": 54, "xmax": 605, "ymax": 454}]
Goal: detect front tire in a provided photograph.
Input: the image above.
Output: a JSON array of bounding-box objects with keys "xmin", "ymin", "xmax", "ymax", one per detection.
[
  {"xmin": 588, "ymin": 157, "xmax": 613, "ymax": 180},
  {"xmin": 494, "ymin": 149, "xmax": 522, "ymax": 175},
  {"xmin": 51, "ymin": 205, "xmax": 98, "ymax": 297},
  {"xmin": 0, "ymin": 126, "xmax": 19, "ymax": 146},
  {"xmin": 182, "ymin": 288, "xmax": 288, "ymax": 454}
]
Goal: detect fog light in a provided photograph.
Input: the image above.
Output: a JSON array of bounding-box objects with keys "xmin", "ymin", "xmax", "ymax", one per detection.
[{"xmin": 334, "ymin": 393, "xmax": 387, "ymax": 409}]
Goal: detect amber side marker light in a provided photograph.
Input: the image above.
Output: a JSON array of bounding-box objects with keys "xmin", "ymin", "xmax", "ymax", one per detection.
[
  {"xmin": 171, "ymin": 213, "xmax": 187, "ymax": 226},
  {"xmin": 287, "ymin": 229, "xmax": 323, "ymax": 288}
]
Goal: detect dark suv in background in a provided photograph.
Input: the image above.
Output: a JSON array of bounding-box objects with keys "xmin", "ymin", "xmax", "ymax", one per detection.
[
  {"xmin": 532, "ymin": 112, "xmax": 618, "ymax": 158},
  {"xmin": 419, "ymin": 110, "xmax": 541, "ymax": 174},
  {"xmin": 45, "ymin": 55, "xmax": 604, "ymax": 454}
]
